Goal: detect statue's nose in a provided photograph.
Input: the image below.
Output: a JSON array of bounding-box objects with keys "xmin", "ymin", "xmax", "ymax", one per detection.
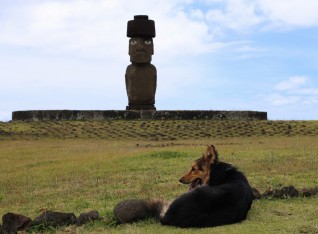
[{"xmin": 136, "ymin": 43, "xmax": 145, "ymax": 51}]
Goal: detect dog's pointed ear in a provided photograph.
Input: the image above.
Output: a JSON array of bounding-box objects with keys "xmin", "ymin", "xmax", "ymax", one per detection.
[{"xmin": 205, "ymin": 145, "xmax": 219, "ymax": 164}]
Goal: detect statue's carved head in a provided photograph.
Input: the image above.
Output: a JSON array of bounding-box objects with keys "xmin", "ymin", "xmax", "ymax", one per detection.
[
  {"xmin": 129, "ymin": 37, "xmax": 153, "ymax": 63},
  {"xmin": 127, "ymin": 15, "xmax": 155, "ymax": 63}
]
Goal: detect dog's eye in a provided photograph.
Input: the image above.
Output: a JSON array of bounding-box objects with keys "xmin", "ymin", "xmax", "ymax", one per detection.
[{"xmin": 191, "ymin": 167, "xmax": 195, "ymax": 172}]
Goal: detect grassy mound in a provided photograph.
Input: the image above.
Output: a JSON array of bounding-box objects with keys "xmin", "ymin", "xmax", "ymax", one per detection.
[{"xmin": 1, "ymin": 120, "xmax": 318, "ymax": 140}]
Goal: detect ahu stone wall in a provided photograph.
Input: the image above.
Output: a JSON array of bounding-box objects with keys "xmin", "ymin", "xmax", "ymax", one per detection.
[{"xmin": 12, "ymin": 110, "xmax": 267, "ymax": 121}]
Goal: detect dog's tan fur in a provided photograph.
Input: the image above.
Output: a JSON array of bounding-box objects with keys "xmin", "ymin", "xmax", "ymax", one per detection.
[{"xmin": 179, "ymin": 145, "xmax": 219, "ymax": 187}]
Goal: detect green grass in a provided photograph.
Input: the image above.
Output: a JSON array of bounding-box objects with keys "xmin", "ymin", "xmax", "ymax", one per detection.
[{"xmin": 0, "ymin": 120, "xmax": 318, "ymax": 233}]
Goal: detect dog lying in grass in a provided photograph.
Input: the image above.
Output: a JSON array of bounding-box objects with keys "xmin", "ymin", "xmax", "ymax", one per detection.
[{"xmin": 114, "ymin": 145, "xmax": 253, "ymax": 228}]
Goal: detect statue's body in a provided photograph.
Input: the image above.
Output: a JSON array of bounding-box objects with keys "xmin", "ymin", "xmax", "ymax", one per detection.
[
  {"xmin": 125, "ymin": 16, "xmax": 157, "ymax": 110},
  {"xmin": 126, "ymin": 63, "xmax": 156, "ymax": 109}
]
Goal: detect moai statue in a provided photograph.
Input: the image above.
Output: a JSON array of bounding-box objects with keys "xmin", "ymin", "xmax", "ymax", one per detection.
[{"xmin": 126, "ymin": 15, "xmax": 157, "ymax": 110}]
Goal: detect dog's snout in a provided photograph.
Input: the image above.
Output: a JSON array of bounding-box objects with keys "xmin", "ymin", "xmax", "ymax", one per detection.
[{"xmin": 179, "ymin": 178, "xmax": 184, "ymax": 183}]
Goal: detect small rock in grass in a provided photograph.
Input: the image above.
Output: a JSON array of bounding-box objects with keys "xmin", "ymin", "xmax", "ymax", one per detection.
[
  {"xmin": 31, "ymin": 211, "xmax": 76, "ymax": 228},
  {"xmin": 301, "ymin": 188, "xmax": 313, "ymax": 197},
  {"xmin": 76, "ymin": 210, "xmax": 100, "ymax": 226},
  {"xmin": 276, "ymin": 186, "xmax": 299, "ymax": 198},
  {"xmin": 262, "ymin": 186, "xmax": 299, "ymax": 198},
  {"xmin": 1, "ymin": 212, "xmax": 32, "ymax": 233},
  {"xmin": 301, "ymin": 187, "xmax": 318, "ymax": 197}
]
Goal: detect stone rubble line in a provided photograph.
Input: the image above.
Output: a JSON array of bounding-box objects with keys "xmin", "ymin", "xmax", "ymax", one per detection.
[
  {"xmin": 0, "ymin": 210, "xmax": 99, "ymax": 234},
  {"xmin": 252, "ymin": 185, "xmax": 318, "ymax": 200},
  {"xmin": 1, "ymin": 186, "xmax": 317, "ymax": 233}
]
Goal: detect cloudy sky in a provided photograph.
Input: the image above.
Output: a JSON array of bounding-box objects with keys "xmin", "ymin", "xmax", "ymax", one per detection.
[{"xmin": 1, "ymin": 0, "xmax": 318, "ymax": 121}]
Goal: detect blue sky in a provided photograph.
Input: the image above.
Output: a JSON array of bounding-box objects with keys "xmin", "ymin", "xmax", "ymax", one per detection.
[{"xmin": 1, "ymin": 0, "xmax": 318, "ymax": 121}]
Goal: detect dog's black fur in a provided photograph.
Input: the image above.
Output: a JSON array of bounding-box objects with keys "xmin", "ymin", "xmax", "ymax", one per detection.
[{"xmin": 160, "ymin": 162, "xmax": 253, "ymax": 228}]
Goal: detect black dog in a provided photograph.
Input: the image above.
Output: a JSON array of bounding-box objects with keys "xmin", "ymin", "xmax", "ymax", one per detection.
[{"xmin": 114, "ymin": 145, "xmax": 253, "ymax": 228}]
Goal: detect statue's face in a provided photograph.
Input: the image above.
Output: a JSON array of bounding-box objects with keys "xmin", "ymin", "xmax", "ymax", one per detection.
[{"xmin": 129, "ymin": 37, "xmax": 154, "ymax": 63}]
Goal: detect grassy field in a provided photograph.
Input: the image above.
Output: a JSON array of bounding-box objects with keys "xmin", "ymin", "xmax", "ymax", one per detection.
[{"xmin": 0, "ymin": 120, "xmax": 318, "ymax": 233}]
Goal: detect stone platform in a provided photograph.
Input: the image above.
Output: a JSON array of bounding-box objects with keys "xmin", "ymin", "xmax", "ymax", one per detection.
[{"xmin": 12, "ymin": 110, "xmax": 267, "ymax": 121}]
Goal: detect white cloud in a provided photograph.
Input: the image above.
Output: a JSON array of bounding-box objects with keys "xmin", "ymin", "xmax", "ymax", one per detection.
[
  {"xmin": 275, "ymin": 76, "xmax": 309, "ymax": 91},
  {"xmin": 293, "ymin": 88, "xmax": 318, "ymax": 96},
  {"xmin": 205, "ymin": 0, "xmax": 264, "ymax": 32},
  {"xmin": 0, "ymin": 0, "xmax": 225, "ymax": 62},
  {"xmin": 190, "ymin": 9, "xmax": 205, "ymax": 20},
  {"xmin": 268, "ymin": 76, "xmax": 318, "ymax": 107},
  {"xmin": 201, "ymin": 0, "xmax": 318, "ymax": 33},
  {"xmin": 0, "ymin": 1, "xmax": 130, "ymax": 59},
  {"xmin": 1, "ymin": 0, "xmax": 317, "ymax": 61},
  {"xmin": 267, "ymin": 93, "xmax": 300, "ymax": 106},
  {"xmin": 258, "ymin": 0, "xmax": 318, "ymax": 28}
]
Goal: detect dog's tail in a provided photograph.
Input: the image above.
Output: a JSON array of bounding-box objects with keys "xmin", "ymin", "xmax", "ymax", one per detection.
[{"xmin": 113, "ymin": 199, "xmax": 170, "ymax": 224}]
